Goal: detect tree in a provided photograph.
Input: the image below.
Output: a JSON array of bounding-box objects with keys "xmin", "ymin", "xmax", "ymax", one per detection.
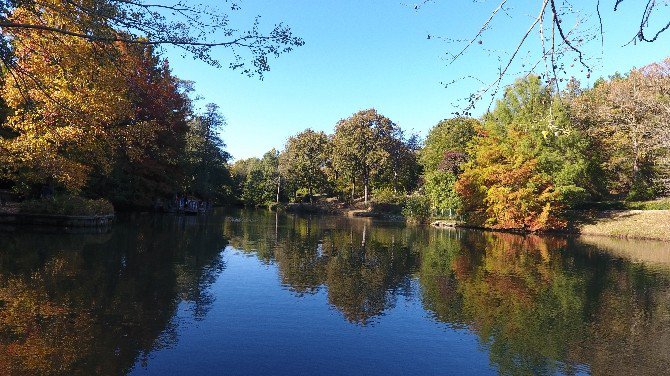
[
  {"xmin": 420, "ymin": 117, "xmax": 478, "ymax": 217},
  {"xmin": 232, "ymin": 149, "xmax": 280, "ymax": 206},
  {"xmin": 88, "ymin": 44, "xmax": 193, "ymax": 207},
  {"xmin": 570, "ymin": 59, "xmax": 670, "ymax": 199},
  {"xmin": 420, "ymin": 118, "xmax": 478, "ymax": 173},
  {"xmin": 331, "ymin": 109, "xmax": 402, "ymax": 203},
  {"xmin": 0, "ymin": 4, "xmax": 134, "ymax": 192},
  {"xmin": 181, "ymin": 104, "xmax": 233, "ymax": 203},
  {"xmin": 455, "ymin": 76, "xmax": 597, "ymax": 231},
  {"xmin": 379, "ymin": 132, "xmax": 421, "ymax": 194},
  {"xmin": 0, "ymin": 0, "xmax": 303, "ymax": 79},
  {"xmin": 278, "ymin": 129, "xmax": 330, "ymax": 202}
]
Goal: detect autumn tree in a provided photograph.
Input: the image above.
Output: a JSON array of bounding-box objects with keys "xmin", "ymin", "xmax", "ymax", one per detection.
[
  {"xmin": 455, "ymin": 76, "xmax": 598, "ymax": 231},
  {"xmin": 570, "ymin": 59, "xmax": 670, "ymax": 199},
  {"xmin": 331, "ymin": 109, "xmax": 403, "ymax": 203},
  {"xmin": 278, "ymin": 129, "xmax": 330, "ymax": 202},
  {"xmin": 88, "ymin": 43, "xmax": 193, "ymax": 207},
  {"xmin": 0, "ymin": 4, "xmax": 133, "ymax": 192},
  {"xmin": 0, "ymin": 0, "xmax": 303, "ymax": 78}
]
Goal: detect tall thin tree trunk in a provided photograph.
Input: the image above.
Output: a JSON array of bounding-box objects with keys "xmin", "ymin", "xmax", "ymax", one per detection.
[{"xmin": 276, "ymin": 176, "xmax": 281, "ymax": 204}]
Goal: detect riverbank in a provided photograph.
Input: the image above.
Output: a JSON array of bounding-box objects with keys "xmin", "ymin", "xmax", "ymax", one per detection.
[
  {"xmin": 0, "ymin": 196, "xmax": 115, "ymax": 228},
  {"xmin": 429, "ymin": 210, "xmax": 670, "ymax": 242},
  {"xmin": 271, "ymin": 200, "xmax": 670, "ymax": 241},
  {"xmin": 567, "ymin": 210, "xmax": 670, "ymax": 241}
]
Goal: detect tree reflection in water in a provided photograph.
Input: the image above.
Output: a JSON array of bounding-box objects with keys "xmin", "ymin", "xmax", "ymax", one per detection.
[
  {"xmin": 1, "ymin": 210, "xmax": 669, "ymax": 375},
  {"xmin": 0, "ymin": 214, "xmax": 228, "ymax": 375},
  {"xmin": 225, "ymin": 211, "xmax": 670, "ymax": 375}
]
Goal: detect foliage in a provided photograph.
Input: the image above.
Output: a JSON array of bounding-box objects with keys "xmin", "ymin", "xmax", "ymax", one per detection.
[
  {"xmin": 331, "ymin": 109, "xmax": 404, "ymax": 202},
  {"xmin": 420, "ymin": 117, "xmax": 479, "ymax": 173},
  {"xmin": 0, "ymin": 5, "xmax": 133, "ymax": 192},
  {"xmin": 625, "ymin": 198, "xmax": 670, "ymax": 211},
  {"xmin": 570, "ymin": 59, "xmax": 670, "ymax": 200},
  {"xmin": 423, "ymin": 170, "xmax": 461, "ymax": 217},
  {"xmin": 232, "ymin": 150, "xmax": 281, "ymax": 207},
  {"xmin": 402, "ymin": 194, "xmax": 431, "ymax": 224},
  {"xmin": 0, "ymin": 0, "xmax": 303, "ymax": 78},
  {"xmin": 455, "ymin": 76, "xmax": 597, "ymax": 231},
  {"xmin": 88, "ymin": 44, "xmax": 193, "ymax": 207},
  {"xmin": 372, "ymin": 187, "xmax": 404, "ymax": 205},
  {"xmin": 19, "ymin": 195, "xmax": 114, "ymax": 216},
  {"xmin": 278, "ymin": 129, "xmax": 330, "ymax": 201},
  {"xmin": 181, "ymin": 104, "xmax": 233, "ymax": 203}
]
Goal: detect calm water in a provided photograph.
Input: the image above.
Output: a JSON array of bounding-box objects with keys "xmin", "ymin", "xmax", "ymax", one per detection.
[{"xmin": 1, "ymin": 210, "xmax": 670, "ymax": 375}]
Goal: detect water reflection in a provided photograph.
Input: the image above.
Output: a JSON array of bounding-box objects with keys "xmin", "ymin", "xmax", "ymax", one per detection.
[
  {"xmin": 0, "ymin": 210, "xmax": 669, "ymax": 375},
  {"xmin": 223, "ymin": 211, "xmax": 670, "ymax": 375},
  {"xmin": 0, "ymin": 214, "xmax": 227, "ymax": 375}
]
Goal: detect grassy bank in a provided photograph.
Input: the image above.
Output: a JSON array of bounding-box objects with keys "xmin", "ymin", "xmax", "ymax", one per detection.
[
  {"xmin": 569, "ymin": 210, "xmax": 670, "ymax": 241},
  {"xmin": 1, "ymin": 195, "xmax": 115, "ymax": 217}
]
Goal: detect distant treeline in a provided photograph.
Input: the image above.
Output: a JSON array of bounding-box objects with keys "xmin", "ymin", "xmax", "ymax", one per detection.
[
  {"xmin": 0, "ymin": 0, "xmax": 668, "ymax": 230},
  {"xmin": 234, "ymin": 62, "xmax": 670, "ymax": 230}
]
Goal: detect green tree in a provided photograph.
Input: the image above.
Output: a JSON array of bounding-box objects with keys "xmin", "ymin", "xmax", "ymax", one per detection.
[
  {"xmin": 181, "ymin": 104, "xmax": 233, "ymax": 203},
  {"xmin": 331, "ymin": 109, "xmax": 402, "ymax": 203},
  {"xmin": 278, "ymin": 129, "xmax": 330, "ymax": 202},
  {"xmin": 420, "ymin": 118, "xmax": 478, "ymax": 173},
  {"xmin": 232, "ymin": 149, "xmax": 280, "ymax": 206}
]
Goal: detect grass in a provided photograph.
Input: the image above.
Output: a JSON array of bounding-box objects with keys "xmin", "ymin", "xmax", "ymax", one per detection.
[
  {"xmin": 624, "ymin": 197, "xmax": 670, "ymax": 210},
  {"xmin": 577, "ymin": 198, "xmax": 670, "ymax": 211},
  {"xmin": 18, "ymin": 195, "xmax": 115, "ymax": 216},
  {"xmin": 573, "ymin": 210, "xmax": 670, "ymax": 241}
]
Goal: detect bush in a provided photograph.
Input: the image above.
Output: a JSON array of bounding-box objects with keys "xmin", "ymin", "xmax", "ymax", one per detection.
[
  {"xmin": 19, "ymin": 195, "xmax": 115, "ymax": 216},
  {"xmin": 402, "ymin": 194, "xmax": 431, "ymax": 224},
  {"xmin": 372, "ymin": 187, "xmax": 403, "ymax": 205}
]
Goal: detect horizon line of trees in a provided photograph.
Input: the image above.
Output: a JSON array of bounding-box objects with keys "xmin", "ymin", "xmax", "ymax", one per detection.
[
  {"xmin": 231, "ymin": 109, "xmax": 421, "ymax": 207},
  {"xmin": 234, "ymin": 58, "xmax": 670, "ymax": 231}
]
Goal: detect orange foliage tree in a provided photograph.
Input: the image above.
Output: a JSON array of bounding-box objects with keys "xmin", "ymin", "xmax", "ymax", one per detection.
[
  {"xmin": 455, "ymin": 77, "xmax": 597, "ymax": 231},
  {"xmin": 1, "ymin": 2, "xmax": 133, "ymax": 192}
]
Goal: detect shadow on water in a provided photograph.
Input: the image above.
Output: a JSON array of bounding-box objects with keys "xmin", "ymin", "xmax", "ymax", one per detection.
[{"xmin": 1, "ymin": 209, "xmax": 669, "ymax": 375}]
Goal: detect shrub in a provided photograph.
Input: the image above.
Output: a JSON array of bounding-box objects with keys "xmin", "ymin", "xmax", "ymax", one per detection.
[
  {"xmin": 402, "ymin": 194, "xmax": 431, "ymax": 224},
  {"xmin": 423, "ymin": 170, "xmax": 461, "ymax": 218},
  {"xmin": 372, "ymin": 187, "xmax": 403, "ymax": 205},
  {"xmin": 19, "ymin": 195, "xmax": 115, "ymax": 216}
]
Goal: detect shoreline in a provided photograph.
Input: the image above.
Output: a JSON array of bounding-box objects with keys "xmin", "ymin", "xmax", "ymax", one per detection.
[{"xmin": 431, "ymin": 209, "xmax": 670, "ymax": 242}]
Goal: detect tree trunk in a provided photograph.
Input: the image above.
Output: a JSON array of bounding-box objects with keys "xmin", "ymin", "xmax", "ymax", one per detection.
[
  {"xmin": 276, "ymin": 176, "xmax": 281, "ymax": 204},
  {"xmin": 363, "ymin": 173, "xmax": 369, "ymax": 204},
  {"xmin": 351, "ymin": 179, "xmax": 355, "ymax": 201}
]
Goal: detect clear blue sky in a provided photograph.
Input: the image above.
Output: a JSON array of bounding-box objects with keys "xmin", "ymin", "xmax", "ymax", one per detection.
[{"xmin": 163, "ymin": 1, "xmax": 669, "ymax": 160}]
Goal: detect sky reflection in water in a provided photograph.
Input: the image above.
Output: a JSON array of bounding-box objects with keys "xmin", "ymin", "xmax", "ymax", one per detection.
[{"xmin": 0, "ymin": 209, "xmax": 668, "ymax": 375}]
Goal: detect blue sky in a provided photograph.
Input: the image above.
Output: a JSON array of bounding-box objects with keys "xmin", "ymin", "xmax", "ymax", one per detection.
[{"xmin": 163, "ymin": 1, "xmax": 669, "ymax": 160}]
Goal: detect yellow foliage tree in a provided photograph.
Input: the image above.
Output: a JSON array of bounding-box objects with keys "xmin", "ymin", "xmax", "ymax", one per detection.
[{"xmin": 1, "ymin": 1, "xmax": 133, "ymax": 192}]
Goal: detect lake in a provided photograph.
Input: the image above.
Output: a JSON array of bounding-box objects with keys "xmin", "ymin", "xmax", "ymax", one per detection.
[{"xmin": 1, "ymin": 209, "xmax": 669, "ymax": 375}]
